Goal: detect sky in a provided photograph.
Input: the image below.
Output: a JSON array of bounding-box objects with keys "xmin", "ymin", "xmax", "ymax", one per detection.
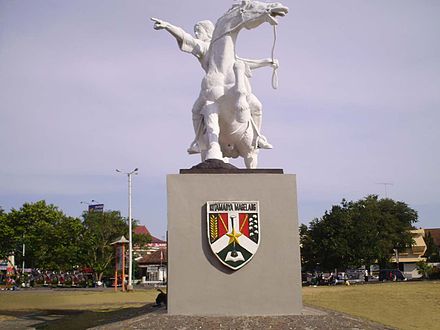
[{"xmin": 1, "ymin": 0, "xmax": 439, "ymax": 238}]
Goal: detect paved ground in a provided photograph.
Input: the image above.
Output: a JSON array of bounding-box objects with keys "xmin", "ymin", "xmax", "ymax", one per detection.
[
  {"xmin": 0, "ymin": 305, "xmax": 394, "ymax": 329},
  {"xmin": 90, "ymin": 306, "xmax": 395, "ymax": 330}
]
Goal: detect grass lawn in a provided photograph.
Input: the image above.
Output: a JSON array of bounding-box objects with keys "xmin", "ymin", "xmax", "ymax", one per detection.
[
  {"xmin": 0, "ymin": 287, "xmax": 160, "ymax": 329},
  {"xmin": 303, "ymin": 280, "xmax": 440, "ymax": 330},
  {"xmin": 1, "ymin": 282, "xmax": 439, "ymax": 329}
]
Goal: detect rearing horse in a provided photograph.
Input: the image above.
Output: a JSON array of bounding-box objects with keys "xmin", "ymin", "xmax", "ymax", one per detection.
[{"xmin": 197, "ymin": 1, "xmax": 288, "ymax": 168}]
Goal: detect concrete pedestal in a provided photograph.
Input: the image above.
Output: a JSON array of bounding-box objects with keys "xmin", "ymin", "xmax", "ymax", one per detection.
[{"xmin": 167, "ymin": 173, "xmax": 302, "ymax": 315}]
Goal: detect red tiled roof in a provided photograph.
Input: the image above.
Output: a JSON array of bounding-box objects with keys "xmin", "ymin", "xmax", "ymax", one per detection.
[
  {"xmin": 138, "ymin": 249, "xmax": 167, "ymax": 264},
  {"xmin": 134, "ymin": 225, "xmax": 166, "ymax": 244},
  {"xmin": 134, "ymin": 226, "xmax": 150, "ymax": 235},
  {"xmin": 150, "ymin": 236, "xmax": 166, "ymax": 244}
]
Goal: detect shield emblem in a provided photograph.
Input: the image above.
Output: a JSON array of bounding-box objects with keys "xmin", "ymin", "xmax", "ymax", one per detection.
[{"xmin": 207, "ymin": 201, "xmax": 260, "ymax": 270}]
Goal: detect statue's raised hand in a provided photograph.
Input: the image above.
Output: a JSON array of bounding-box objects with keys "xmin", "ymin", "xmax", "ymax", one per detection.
[
  {"xmin": 271, "ymin": 59, "xmax": 279, "ymax": 70},
  {"xmin": 151, "ymin": 17, "xmax": 168, "ymax": 30}
]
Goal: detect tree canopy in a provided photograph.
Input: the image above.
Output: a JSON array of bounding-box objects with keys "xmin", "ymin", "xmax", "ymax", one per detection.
[
  {"xmin": 81, "ymin": 210, "xmax": 129, "ymax": 281},
  {"xmin": 0, "ymin": 201, "xmax": 151, "ymax": 280},
  {"xmin": 423, "ymin": 232, "xmax": 440, "ymax": 262},
  {"xmin": 301, "ymin": 195, "xmax": 418, "ymax": 272},
  {"xmin": 1, "ymin": 201, "xmax": 84, "ymax": 270},
  {"xmin": 0, "ymin": 207, "xmax": 15, "ymax": 260}
]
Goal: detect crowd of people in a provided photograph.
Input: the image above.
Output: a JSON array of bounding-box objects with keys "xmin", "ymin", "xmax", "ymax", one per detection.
[{"xmin": 0, "ymin": 268, "xmax": 96, "ymax": 290}]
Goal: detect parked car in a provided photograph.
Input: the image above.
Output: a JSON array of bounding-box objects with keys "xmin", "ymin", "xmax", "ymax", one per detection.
[{"xmin": 379, "ymin": 269, "xmax": 407, "ymax": 282}]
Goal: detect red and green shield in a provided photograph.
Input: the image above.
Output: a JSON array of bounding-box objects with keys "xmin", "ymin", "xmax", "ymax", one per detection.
[{"xmin": 207, "ymin": 201, "xmax": 260, "ymax": 270}]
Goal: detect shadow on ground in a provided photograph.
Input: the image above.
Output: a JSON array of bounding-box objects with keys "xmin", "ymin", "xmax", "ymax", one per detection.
[{"xmin": 0, "ymin": 303, "xmax": 166, "ymax": 330}]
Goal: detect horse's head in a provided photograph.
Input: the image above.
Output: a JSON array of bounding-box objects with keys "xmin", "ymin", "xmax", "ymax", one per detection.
[{"xmin": 213, "ymin": 0, "xmax": 288, "ymax": 39}]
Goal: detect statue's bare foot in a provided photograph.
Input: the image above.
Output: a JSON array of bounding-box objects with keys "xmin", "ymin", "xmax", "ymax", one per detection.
[{"xmin": 257, "ymin": 136, "xmax": 273, "ymax": 149}]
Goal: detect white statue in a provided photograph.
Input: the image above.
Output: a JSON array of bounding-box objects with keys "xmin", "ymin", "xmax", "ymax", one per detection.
[{"xmin": 152, "ymin": 1, "xmax": 288, "ymax": 168}]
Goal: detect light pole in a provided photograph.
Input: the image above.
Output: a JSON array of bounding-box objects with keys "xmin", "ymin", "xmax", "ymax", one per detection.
[
  {"xmin": 393, "ymin": 248, "xmax": 399, "ymax": 270},
  {"xmin": 22, "ymin": 244, "xmax": 25, "ymax": 272},
  {"xmin": 116, "ymin": 168, "xmax": 138, "ymax": 291},
  {"xmin": 22, "ymin": 234, "xmax": 25, "ymax": 280}
]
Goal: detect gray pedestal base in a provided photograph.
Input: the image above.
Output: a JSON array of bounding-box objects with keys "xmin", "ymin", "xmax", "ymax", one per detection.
[{"xmin": 167, "ymin": 173, "xmax": 302, "ymax": 316}]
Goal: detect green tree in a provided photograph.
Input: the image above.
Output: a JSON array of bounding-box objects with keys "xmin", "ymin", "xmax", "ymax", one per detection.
[
  {"xmin": 5, "ymin": 201, "xmax": 84, "ymax": 270},
  {"xmin": 416, "ymin": 260, "xmax": 433, "ymax": 279},
  {"xmin": 132, "ymin": 220, "xmax": 152, "ymax": 247},
  {"xmin": 301, "ymin": 195, "xmax": 418, "ymax": 271},
  {"xmin": 300, "ymin": 223, "xmax": 316, "ymax": 271},
  {"xmin": 0, "ymin": 207, "xmax": 15, "ymax": 260},
  {"xmin": 423, "ymin": 232, "xmax": 440, "ymax": 262},
  {"xmin": 51, "ymin": 215, "xmax": 85, "ymax": 270},
  {"xmin": 306, "ymin": 200, "xmax": 355, "ymax": 271},
  {"xmin": 81, "ymin": 210, "xmax": 128, "ymax": 282},
  {"xmin": 374, "ymin": 197, "xmax": 417, "ymax": 267},
  {"xmin": 348, "ymin": 196, "xmax": 417, "ymax": 268}
]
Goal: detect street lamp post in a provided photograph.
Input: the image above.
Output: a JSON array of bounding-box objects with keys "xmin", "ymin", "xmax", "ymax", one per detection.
[
  {"xmin": 116, "ymin": 168, "xmax": 138, "ymax": 291},
  {"xmin": 22, "ymin": 239, "xmax": 25, "ymax": 275}
]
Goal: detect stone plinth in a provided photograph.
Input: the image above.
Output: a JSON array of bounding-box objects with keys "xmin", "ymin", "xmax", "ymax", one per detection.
[{"xmin": 167, "ymin": 173, "xmax": 302, "ymax": 315}]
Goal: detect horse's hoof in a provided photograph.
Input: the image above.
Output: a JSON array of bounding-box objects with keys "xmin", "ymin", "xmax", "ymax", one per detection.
[
  {"xmin": 187, "ymin": 145, "xmax": 201, "ymax": 154},
  {"xmin": 257, "ymin": 140, "xmax": 273, "ymax": 149}
]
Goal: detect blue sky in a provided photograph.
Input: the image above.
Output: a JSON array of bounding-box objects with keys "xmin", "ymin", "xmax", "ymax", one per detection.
[{"xmin": 1, "ymin": 0, "xmax": 439, "ymax": 238}]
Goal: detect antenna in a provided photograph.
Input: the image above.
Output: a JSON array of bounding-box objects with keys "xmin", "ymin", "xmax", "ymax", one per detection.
[{"xmin": 376, "ymin": 182, "xmax": 393, "ymax": 198}]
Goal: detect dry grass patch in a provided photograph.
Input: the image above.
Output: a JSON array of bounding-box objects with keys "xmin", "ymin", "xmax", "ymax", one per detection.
[
  {"xmin": 0, "ymin": 288, "xmax": 158, "ymax": 311},
  {"xmin": 0, "ymin": 288, "xmax": 161, "ymax": 329},
  {"xmin": 303, "ymin": 281, "xmax": 440, "ymax": 330}
]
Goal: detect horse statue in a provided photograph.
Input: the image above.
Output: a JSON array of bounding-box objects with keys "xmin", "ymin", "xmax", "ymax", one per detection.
[{"xmin": 196, "ymin": 0, "xmax": 288, "ymax": 168}]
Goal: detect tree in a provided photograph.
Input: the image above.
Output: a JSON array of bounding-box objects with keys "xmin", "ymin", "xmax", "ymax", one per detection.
[
  {"xmin": 416, "ymin": 260, "xmax": 433, "ymax": 279},
  {"xmin": 4, "ymin": 201, "xmax": 84, "ymax": 270},
  {"xmin": 0, "ymin": 207, "xmax": 15, "ymax": 260},
  {"xmin": 51, "ymin": 215, "xmax": 85, "ymax": 271},
  {"xmin": 301, "ymin": 195, "xmax": 418, "ymax": 271},
  {"xmin": 81, "ymin": 210, "xmax": 128, "ymax": 282},
  {"xmin": 132, "ymin": 220, "xmax": 152, "ymax": 248},
  {"xmin": 299, "ymin": 223, "xmax": 316, "ymax": 271},
  {"xmin": 423, "ymin": 232, "xmax": 440, "ymax": 262},
  {"xmin": 133, "ymin": 232, "xmax": 152, "ymax": 247},
  {"xmin": 305, "ymin": 200, "xmax": 355, "ymax": 271},
  {"xmin": 374, "ymin": 197, "xmax": 417, "ymax": 267}
]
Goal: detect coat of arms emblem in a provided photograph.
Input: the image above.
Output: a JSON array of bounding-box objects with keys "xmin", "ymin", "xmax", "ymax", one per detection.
[{"xmin": 207, "ymin": 201, "xmax": 260, "ymax": 270}]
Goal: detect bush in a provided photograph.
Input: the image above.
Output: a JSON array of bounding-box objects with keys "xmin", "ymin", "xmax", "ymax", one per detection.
[
  {"xmin": 429, "ymin": 266, "xmax": 440, "ymax": 279},
  {"xmin": 416, "ymin": 261, "xmax": 433, "ymax": 279}
]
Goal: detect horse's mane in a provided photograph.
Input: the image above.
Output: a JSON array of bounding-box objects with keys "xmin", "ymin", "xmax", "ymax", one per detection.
[
  {"xmin": 215, "ymin": 4, "xmax": 241, "ymax": 27},
  {"xmin": 212, "ymin": 1, "xmax": 253, "ymax": 41}
]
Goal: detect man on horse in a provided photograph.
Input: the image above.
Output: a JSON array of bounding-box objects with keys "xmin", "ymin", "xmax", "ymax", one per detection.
[{"xmin": 151, "ymin": 17, "xmax": 275, "ymax": 156}]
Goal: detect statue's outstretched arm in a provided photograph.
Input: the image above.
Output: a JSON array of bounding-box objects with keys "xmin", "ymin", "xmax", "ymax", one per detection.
[
  {"xmin": 151, "ymin": 17, "xmax": 189, "ymax": 47},
  {"xmin": 236, "ymin": 56, "xmax": 279, "ymax": 70}
]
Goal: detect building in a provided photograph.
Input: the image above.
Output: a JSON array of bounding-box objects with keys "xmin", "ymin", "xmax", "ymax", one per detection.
[
  {"xmin": 390, "ymin": 229, "xmax": 427, "ymax": 279},
  {"xmin": 133, "ymin": 225, "xmax": 166, "ymax": 258},
  {"xmin": 133, "ymin": 225, "xmax": 167, "ymax": 283},
  {"xmin": 137, "ymin": 248, "xmax": 167, "ymax": 284},
  {"xmin": 0, "ymin": 256, "xmax": 16, "ymax": 287}
]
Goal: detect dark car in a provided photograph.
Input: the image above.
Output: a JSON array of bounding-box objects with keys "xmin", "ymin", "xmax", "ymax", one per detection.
[{"xmin": 379, "ymin": 269, "xmax": 406, "ymax": 282}]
